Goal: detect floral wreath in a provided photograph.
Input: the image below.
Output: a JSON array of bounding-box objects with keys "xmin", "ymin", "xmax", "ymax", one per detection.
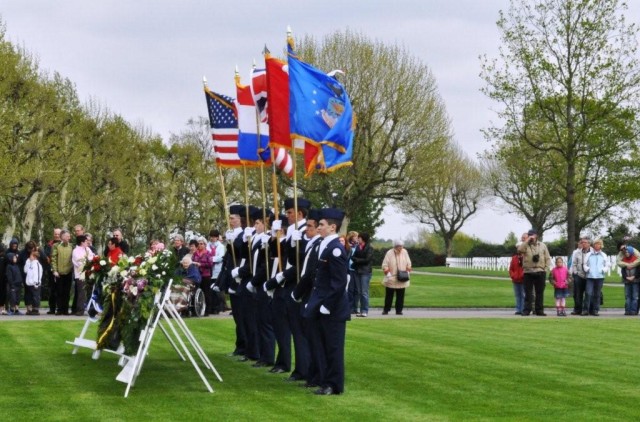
[{"xmin": 84, "ymin": 248, "xmax": 177, "ymax": 355}]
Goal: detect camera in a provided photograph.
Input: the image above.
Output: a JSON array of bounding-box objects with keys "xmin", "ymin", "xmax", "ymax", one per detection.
[{"xmin": 532, "ymin": 254, "xmax": 540, "ymax": 263}]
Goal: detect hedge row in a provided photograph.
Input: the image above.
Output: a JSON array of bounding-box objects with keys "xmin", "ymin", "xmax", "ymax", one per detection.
[{"xmin": 371, "ymin": 247, "xmax": 447, "ymax": 268}]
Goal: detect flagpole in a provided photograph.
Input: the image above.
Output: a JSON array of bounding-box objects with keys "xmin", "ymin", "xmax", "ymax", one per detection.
[
  {"xmin": 288, "ymin": 28, "xmax": 301, "ymax": 284},
  {"xmin": 236, "ymin": 67, "xmax": 253, "ymax": 275},
  {"xmin": 253, "ymin": 60, "xmax": 270, "ymax": 278},
  {"xmin": 270, "ymin": 147, "xmax": 283, "ymax": 272},
  {"xmin": 263, "ymin": 45, "xmax": 284, "ymax": 273},
  {"xmin": 204, "ymin": 76, "xmax": 237, "ymax": 268}
]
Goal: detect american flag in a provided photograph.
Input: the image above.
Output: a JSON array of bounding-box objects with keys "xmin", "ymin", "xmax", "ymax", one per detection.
[{"xmin": 204, "ymin": 88, "xmax": 242, "ymax": 168}]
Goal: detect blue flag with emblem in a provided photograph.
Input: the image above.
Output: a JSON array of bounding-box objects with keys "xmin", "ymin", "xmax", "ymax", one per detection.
[{"xmin": 288, "ymin": 43, "xmax": 354, "ymax": 174}]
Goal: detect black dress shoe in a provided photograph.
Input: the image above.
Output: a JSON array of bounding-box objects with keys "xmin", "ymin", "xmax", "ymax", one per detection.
[
  {"xmin": 300, "ymin": 382, "xmax": 318, "ymax": 388},
  {"xmin": 284, "ymin": 375, "xmax": 304, "ymax": 382},
  {"xmin": 313, "ymin": 386, "xmax": 334, "ymax": 395},
  {"xmin": 536, "ymin": 312, "xmax": 547, "ymax": 316},
  {"xmin": 382, "ymin": 310, "xmax": 389, "ymax": 315},
  {"xmin": 237, "ymin": 356, "xmax": 250, "ymax": 362},
  {"xmin": 252, "ymin": 361, "xmax": 271, "ymax": 368},
  {"xmin": 269, "ymin": 367, "xmax": 286, "ymax": 373}
]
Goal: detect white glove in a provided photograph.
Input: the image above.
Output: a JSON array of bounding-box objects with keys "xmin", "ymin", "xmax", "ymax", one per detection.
[
  {"xmin": 276, "ymin": 272, "xmax": 285, "ymax": 284},
  {"xmin": 320, "ymin": 305, "xmax": 330, "ymax": 314},
  {"xmin": 234, "ymin": 276, "xmax": 242, "ymax": 284},
  {"xmin": 231, "ymin": 268, "xmax": 240, "ymax": 278},
  {"xmin": 212, "ymin": 285, "xmax": 220, "ymax": 293},
  {"xmin": 271, "ymin": 220, "xmax": 282, "ymax": 231},
  {"xmin": 263, "ymin": 282, "xmax": 274, "ymax": 298},
  {"xmin": 246, "ymin": 282, "xmax": 256, "ymax": 293},
  {"xmin": 228, "ymin": 287, "xmax": 236, "ymax": 295},
  {"xmin": 291, "ymin": 291, "xmax": 301, "ymax": 303},
  {"xmin": 243, "ymin": 227, "xmax": 254, "ymax": 241},
  {"xmin": 225, "ymin": 230, "xmax": 236, "ymax": 242},
  {"xmin": 291, "ymin": 230, "xmax": 303, "ymax": 242},
  {"xmin": 261, "ymin": 233, "xmax": 271, "ymax": 244}
]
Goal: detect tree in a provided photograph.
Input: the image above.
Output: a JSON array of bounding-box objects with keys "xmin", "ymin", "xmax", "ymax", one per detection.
[
  {"xmin": 400, "ymin": 143, "xmax": 485, "ymax": 257},
  {"xmin": 482, "ymin": 132, "xmax": 565, "ymax": 239},
  {"xmin": 503, "ymin": 231, "xmax": 518, "ymax": 249},
  {"xmin": 481, "ymin": 0, "xmax": 640, "ymax": 255},
  {"xmin": 293, "ymin": 30, "xmax": 452, "ymax": 233}
]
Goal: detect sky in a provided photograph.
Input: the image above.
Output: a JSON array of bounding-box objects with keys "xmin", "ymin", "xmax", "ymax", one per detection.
[{"xmin": 2, "ymin": 1, "xmax": 639, "ymax": 244}]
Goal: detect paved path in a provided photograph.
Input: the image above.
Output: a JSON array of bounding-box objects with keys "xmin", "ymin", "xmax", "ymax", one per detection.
[
  {"xmin": 1, "ymin": 272, "xmax": 627, "ymax": 322},
  {"xmin": 1, "ymin": 307, "xmax": 631, "ymax": 321}
]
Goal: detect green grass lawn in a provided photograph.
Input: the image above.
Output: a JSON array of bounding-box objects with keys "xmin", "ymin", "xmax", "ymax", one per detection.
[
  {"xmin": 1, "ymin": 318, "xmax": 638, "ymax": 420},
  {"xmin": 369, "ymin": 270, "xmax": 626, "ymax": 309},
  {"xmin": 417, "ymin": 265, "xmax": 624, "ymax": 283}
]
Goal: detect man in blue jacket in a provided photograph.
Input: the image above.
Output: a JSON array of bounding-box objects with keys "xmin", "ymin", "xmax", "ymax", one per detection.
[{"xmin": 305, "ymin": 208, "xmax": 350, "ymax": 395}]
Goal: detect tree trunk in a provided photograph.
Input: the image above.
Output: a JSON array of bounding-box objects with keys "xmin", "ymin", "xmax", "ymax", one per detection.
[
  {"xmin": 444, "ymin": 235, "xmax": 453, "ymax": 257},
  {"xmin": 3, "ymin": 214, "xmax": 17, "ymax": 245},
  {"xmin": 20, "ymin": 191, "xmax": 47, "ymax": 243},
  {"xmin": 566, "ymin": 162, "xmax": 576, "ymax": 256}
]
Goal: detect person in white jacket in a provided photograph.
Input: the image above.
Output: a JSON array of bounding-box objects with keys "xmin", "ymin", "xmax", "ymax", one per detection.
[
  {"xmin": 582, "ymin": 238, "xmax": 610, "ymax": 316},
  {"xmin": 24, "ymin": 248, "xmax": 43, "ymax": 315}
]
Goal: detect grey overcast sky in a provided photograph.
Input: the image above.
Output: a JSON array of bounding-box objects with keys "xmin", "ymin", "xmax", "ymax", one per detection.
[{"xmin": 2, "ymin": 1, "xmax": 639, "ymax": 243}]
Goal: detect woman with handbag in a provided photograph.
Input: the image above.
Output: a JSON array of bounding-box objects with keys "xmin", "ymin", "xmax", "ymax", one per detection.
[{"xmin": 381, "ymin": 239, "xmax": 412, "ymax": 315}]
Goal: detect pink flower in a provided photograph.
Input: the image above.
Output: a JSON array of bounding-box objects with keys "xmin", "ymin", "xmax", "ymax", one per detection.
[{"xmin": 136, "ymin": 279, "xmax": 147, "ymax": 291}]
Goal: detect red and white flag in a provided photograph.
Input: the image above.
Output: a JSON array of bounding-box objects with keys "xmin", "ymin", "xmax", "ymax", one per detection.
[{"xmin": 254, "ymin": 63, "xmax": 295, "ymax": 177}]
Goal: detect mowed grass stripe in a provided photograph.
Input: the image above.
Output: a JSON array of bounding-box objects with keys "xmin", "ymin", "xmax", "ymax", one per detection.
[{"xmin": 0, "ymin": 318, "xmax": 639, "ymax": 420}]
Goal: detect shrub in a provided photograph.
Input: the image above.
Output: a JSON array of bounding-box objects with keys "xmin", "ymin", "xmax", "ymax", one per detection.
[{"xmin": 371, "ymin": 247, "xmax": 446, "ymax": 267}]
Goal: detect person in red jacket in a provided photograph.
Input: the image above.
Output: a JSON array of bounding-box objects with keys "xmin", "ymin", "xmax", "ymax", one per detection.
[{"xmin": 509, "ymin": 247, "xmax": 525, "ymax": 315}]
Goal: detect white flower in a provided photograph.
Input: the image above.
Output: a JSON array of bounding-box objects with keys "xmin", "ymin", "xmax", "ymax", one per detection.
[
  {"xmin": 128, "ymin": 257, "xmax": 135, "ymax": 263},
  {"xmin": 148, "ymin": 257, "xmax": 158, "ymax": 265},
  {"xmin": 120, "ymin": 270, "xmax": 128, "ymax": 278},
  {"xmin": 162, "ymin": 271, "xmax": 166, "ymax": 275},
  {"xmin": 131, "ymin": 286, "xmax": 138, "ymax": 296},
  {"xmin": 99, "ymin": 260, "xmax": 106, "ymax": 266},
  {"xmin": 140, "ymin": 268, "xmax": 147, "ymax": 276},
  {"xmin": 152, "ymin": 264, "xmax": 158, "ymax": 271}
]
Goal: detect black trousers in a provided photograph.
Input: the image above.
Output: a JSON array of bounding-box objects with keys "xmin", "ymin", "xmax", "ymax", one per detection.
[
  {"xmin": 271, "ymin": 294, "xmax": 292, "ymax": 371},
  {"xmin": 256, "ymin": 289, "xmax": 275, "ymax": 365},
  {"xmin": 384, "ymin": 287, "xmax": 406, "ymax": 313},
  {"xmin": 304, "ymin": 314, "xmax": 326, "ymax": 386},
  {"xmin": 46, "ymin": 269, "xmax": 57, "ymax": 312},
  {"xmin": 572, "ymin": 275, "xmax": 587, "ymax": 314},
  {"xmin": 241, "ymin": 291, "xmax": 260, "ymax": 360},
  {"xmin": 229, "ymin": 293, "xmax": 246, "ymax": 355},
  {"xmin": 287, "ymin": 296, "xmax": 310, "ymax": 380},
  {"xmin": 523, "ymin": 271, "xmax": 546, "ymax": 314},
  {"xmin": 318, "ymin": 316, "xmax": 346, "ymax": 393},
  {"xmin": 200, "ymin": 276, "xmax": 212, "ymax": 315},
  {"xmin": 55, "ymin": 273, "xmax": 73, "ymax": 314}
]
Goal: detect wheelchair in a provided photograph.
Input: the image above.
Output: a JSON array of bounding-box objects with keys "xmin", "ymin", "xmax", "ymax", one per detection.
[{"xmin": 170, "ymin": 280, "xmax": 206, "ymax": 317}]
